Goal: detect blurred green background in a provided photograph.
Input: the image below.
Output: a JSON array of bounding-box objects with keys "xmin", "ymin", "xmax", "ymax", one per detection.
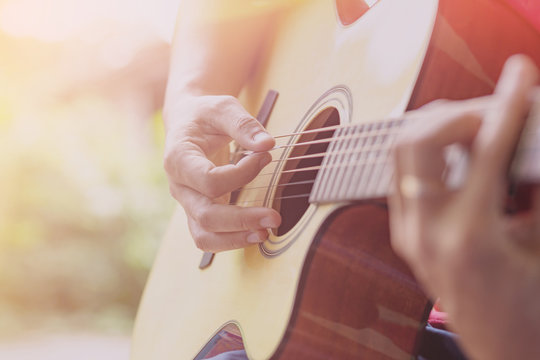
[{"xmin": 0, "ymin": 0, "xmax": 179, "ymax": 343}]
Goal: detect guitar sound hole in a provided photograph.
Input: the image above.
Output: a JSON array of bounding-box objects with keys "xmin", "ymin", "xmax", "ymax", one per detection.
[{"xmin": 272, "ymin": 107, "xmax": 340, "ymax": 236}]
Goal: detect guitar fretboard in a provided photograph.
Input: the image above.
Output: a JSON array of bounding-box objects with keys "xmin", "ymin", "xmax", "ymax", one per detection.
[
  {"xmin": 310, "ymin": 118, "xmax": 402, "ymax": 203},
  {"xmin": 310, "ymin": 96, "xmax": 540, "ymax": 204}
]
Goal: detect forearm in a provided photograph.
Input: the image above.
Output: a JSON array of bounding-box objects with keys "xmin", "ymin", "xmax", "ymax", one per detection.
[{"xmin": 166, "ymin": 0, "xmax": 282, "ymax": 103}]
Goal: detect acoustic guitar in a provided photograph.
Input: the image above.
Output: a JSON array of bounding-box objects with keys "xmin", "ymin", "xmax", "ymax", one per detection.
[{"xmin": 131, "ymin": 0, "xmax": 540, "ymax": 359}]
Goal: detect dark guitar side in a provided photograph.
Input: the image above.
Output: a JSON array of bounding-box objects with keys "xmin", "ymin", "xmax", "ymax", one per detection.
[
  {"xmin": 272, "ymin": 204, "xmax": 429, "ymax": 359},
  {"xmin": 272, "ymin": 1, "xmax": 540, "ymax": 358}
]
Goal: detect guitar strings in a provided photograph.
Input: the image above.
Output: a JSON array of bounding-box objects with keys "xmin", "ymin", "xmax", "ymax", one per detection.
[
  {"xmin": 236, "ymin": 110, "xmax": 540, "ymax": 179},
  {"xmin": 237, "ymin": 193, "xmax": 311, "ymax": 205},
  {"xmin": 232, "ymin": 179, "xmax": 316, "ymax": 193},
  {"xmin": 231, "ymin": 123, "xmax": 399, "ymax": 203},
  {"xmin": 233, "ymin": 155, "xmax": 392, "ymax": 201},
  {"xmin": 261, "ymin": 154, "xmax": 389, "ymax": 177},
  {"xmin": 270, "ymin": 121, "xmax": 398, "ymax": 140},
  {"xmin": 258, "ymin": 121, "xmax": 540, "ymax": 157},
  {"xmin": 234, "ymin": 157, "xmax": 393, "ymax": 206},
  {"xmin": 264, "ymin": 95, "xmax": 496, "ymax": 143},
  {"xmin": 266, "ymin": 145, "xmax": 389, "ymax": 164},
  {"xmin": 229, "ymin": 98, "xmax": 536, "ymax": 206},
  {"xmin": 246, "ymin": 109, "xmax": 540, "ymax": 178},
  {"xmin": 241, "ymin": 123, "xmax": 402, "ymax": 156},
  {"xmin": 235, "ymin": 129, "xmax": 398, "ymax": 199},
  {"xmin": 237, "ymin": 97, "xmax": 503, "ymax": 157},
  {"xmin": 235, "ymin": 140, "xmax": 467, "ymax": 206}
]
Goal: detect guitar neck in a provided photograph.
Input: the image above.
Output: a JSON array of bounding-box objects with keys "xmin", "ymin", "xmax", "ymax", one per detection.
[{"xmin": 310, "ymin": 95, "xmax": 540, "ymax": 204}]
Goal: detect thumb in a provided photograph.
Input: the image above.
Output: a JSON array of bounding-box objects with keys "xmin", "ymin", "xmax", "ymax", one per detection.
[{"xmin": 211, "ymin": 95, "xmax": 275, "ymax": 151}]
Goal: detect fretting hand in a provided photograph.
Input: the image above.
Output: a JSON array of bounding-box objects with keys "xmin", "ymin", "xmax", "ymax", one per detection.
[{"xmin": 389, "ymin": 55, "xmax": 540, "ymax": 360}]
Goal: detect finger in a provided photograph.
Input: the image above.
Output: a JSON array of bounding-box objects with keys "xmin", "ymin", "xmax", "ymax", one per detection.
[
  {"xmin": 393, "ymin": 111, "xmax": 482, "ymax": 211},
  {"xmin": 468, "ymin": 55, "xmax": 539, "ymax": 204},
  {"xmin": 414, "ymin": 96, "xmax": 491, "ymax": 118},
  {"xmin": 387, "ymin": 185, "xmax": 407, "ymax": 255},
  {"xmin": 206, "ymin": 95, "xmax": 275, "ymax": 152},
  {"xmin": 188, "ymin": 217, "xmax": 270, "ymax": 252},
  {"xmin": 389, "ymin": 110, "xmax": 482, "ymax": 266},
  {"xmin": 172, "ymin": 184, "xmax": 282, "ymax": 232},
  {"xmin": 168, "ymin": 143, "xmax": 272, "ymax": 198}
]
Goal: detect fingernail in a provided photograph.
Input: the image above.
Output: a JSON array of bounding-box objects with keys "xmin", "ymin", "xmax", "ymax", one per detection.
[
  {"xmin": 247, "ymin": 232, "xmax": 264, "ymax": 243},
  {"xmin": 253, "ymin": 131, "xmax": 272, "ymax": 144},
  {"xmin": 260, "ymin": 216, "xmax": 279, "ymax": 228}
]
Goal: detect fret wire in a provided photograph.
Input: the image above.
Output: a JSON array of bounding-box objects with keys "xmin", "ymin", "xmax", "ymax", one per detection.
[
  {"xmin": 377, "ymin": 122, "xmax": 399, "ymax": 196},
  {"xmin": 359, "ymin": 122, "xmax": 380, "ymax": 198},
  {"xmin": 349, "ymin": 122, "xmax": 373, "ymax": 199},
  {"xmin": 325, "ymin": 125, "xmax": 354, "ymax": 200},
  {"xmin": 310, "ymin": 127, "xmax": 337, "ymax": 201},
  {"xmin": 342, "ymin": 122, "xmax": 372, "ymax": 200},
  {"xmin": 335, "ymin": 122, "xmax": 363, "ymax": 200},
  {"xmin": 363, "ymin": 120, "xmax": 389, "ymax": 197},
  {"xmin": 312, "ymin": 126, "xmax": 347, "ymax": 200}
]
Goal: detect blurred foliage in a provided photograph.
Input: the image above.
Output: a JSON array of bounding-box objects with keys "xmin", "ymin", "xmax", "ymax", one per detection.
[{"xmin": 0, "ymin": 90, "xmax": 174, "ymax": 337}]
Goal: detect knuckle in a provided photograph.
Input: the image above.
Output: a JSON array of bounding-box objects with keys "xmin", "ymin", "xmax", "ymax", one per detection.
[
  {"xmin": 223, "ymin": 236, "xmax": 244, "ymax": 251},
  {"xmin": 193, "ymin": 235, "xmax": 211, "ymax": 252},
  {"xmin": 201, "ymin": 176, "xmax": 223, "ymax": 198},
  {"xmin": 188, "ymin": 223, "xmax": 212, "ymax": 252},
  {"xmin": 233, "ymin": 115, "xmax": 259, "ymax": 135},
  {"xmin": 206, "ymin": 187, "xmax": 222, "ymax": 199},
  {"xmin": 209, "ymin": 95, "xmax": 235, "ymax": 113},
  {"xmin": 219, "ymin": 95, "xmax": 237, "ymax": 106},
  {"xmin": 393, "ymin": 139, "xmax": 417, "ymax": 159},
  {"xmin": 195, "ymin": 207, "xmax": 213, "ymax": 230},
  {"xmin": 394, "ymin": 133, "xmax": 429, "ymax": 158},
  {"xmin": 238, "ymin": 214, "xmax": 250, "ymax": 231}
]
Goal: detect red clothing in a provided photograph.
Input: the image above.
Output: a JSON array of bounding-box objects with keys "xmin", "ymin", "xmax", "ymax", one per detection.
[
  {"xmin": 505, "ymin": 0, "xmax": 540, "ymax": 33},
  {"xmin": 428, "ymin": 0, "xmax": 539, "ymax": 330}
]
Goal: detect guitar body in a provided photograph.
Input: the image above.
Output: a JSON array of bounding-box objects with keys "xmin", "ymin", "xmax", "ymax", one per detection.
[{"xmin": 132, "ymin": 1, "xmax": 540, "ymax": 359}]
